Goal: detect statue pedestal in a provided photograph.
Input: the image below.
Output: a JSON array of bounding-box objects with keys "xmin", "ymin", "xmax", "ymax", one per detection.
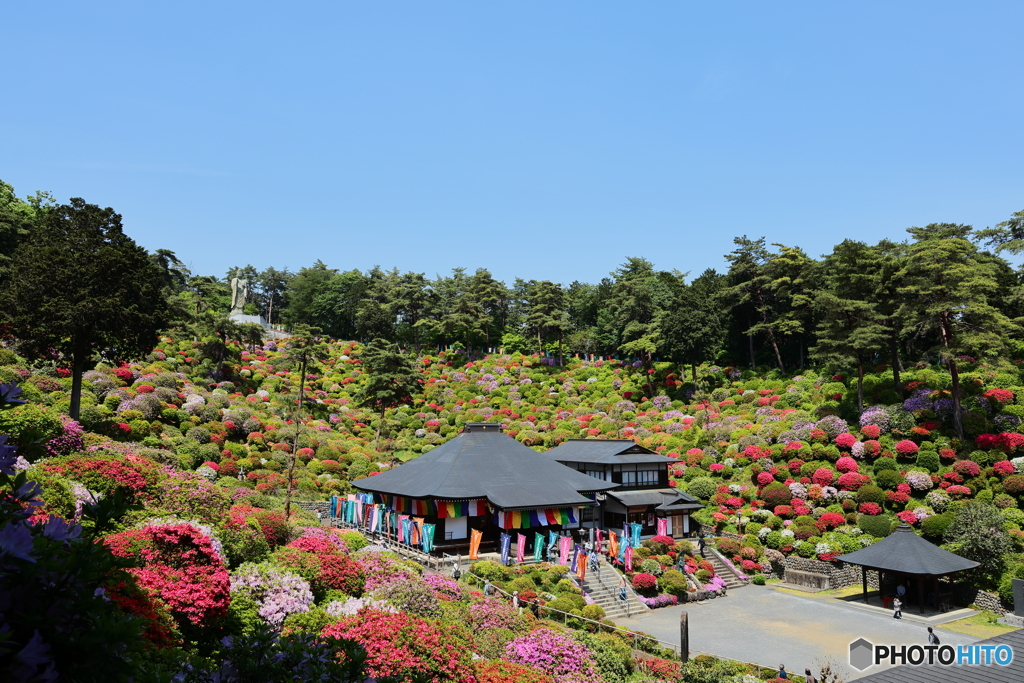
[{"xmin": 229, "ymin": 313, "xmax": 269, "ymax": 329}]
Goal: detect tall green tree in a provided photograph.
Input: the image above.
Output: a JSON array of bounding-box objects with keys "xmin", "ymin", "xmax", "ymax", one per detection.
[
  {"xmin": 812, "ymin": 240, "xmax": 889, "ymax": 412},
  {"xmin": 257, "ymin": 266, "xmax": 293, "ymax": 324},
  {"xmin": 356, "ymin": 338, "xmax": 420, "ymax": 451},
  {"xmin": 725, "ymin": 237, "xmax": 787, "ymax": 371},
  {"xmin": 0, "ymin": 198, "xmax": 170, "ymax": 420},
  {"xmin": 764, "ymin": 244, "xmax": 819, "ymax": 369},
  {"xmin": 896, "ymin": 223, "xmax": 1019, "ymax": 439},
  {"xmin": 975, "ymin": 209, "xmax": 1024, "ymax": 255},
  {"xmin": 392, "ymin": 271, "xmax": 435, "ymax": 351},
  {"xmin": 524, "ymin": 280, "xmax": 568, "ymax": 361},
  {"xmin": 660, "ymin": 269, "xmax": 726, "ymax": 382}
]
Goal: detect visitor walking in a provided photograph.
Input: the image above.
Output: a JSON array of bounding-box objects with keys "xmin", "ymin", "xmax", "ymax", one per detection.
[
  {"xmin": 804, "ymin": 668, "xmax": 816, "ymax": 683},
  {"xmin": 512, "ymin": 590, "xmax": 521, "ymax": 614},
  {"xmin": 589, "ymin": 552, "xmax": 599, "ymax": 575},
  {"xmin": 531, "ymin": 598, "xmax": 540, "ymax": 619},
  {"xmin": 618, "ymin": 574, "xmax": 627, "ymax": 601},
  {"xmin": 698, "ymin": 535, "xmax": 706, "ymax": 558},
  {"xmin": 484, "ymin": 579, "xmax": 492, "ymax": 597},
  {"xmin": 928, "ymin": 627, "xmax": 940, "ymax": 645},
  {"xmin": 778, "ymin": 664, "xmax": 788, "ymax": 679},
  {"xmin": 893, "ymin": 596, "xmax": 902, "ymax": 620}
]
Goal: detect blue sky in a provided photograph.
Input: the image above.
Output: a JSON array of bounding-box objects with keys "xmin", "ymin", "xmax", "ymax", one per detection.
[{"xmin": 3, "ymin": 2, "xmax": 1023, "ymax": 284}]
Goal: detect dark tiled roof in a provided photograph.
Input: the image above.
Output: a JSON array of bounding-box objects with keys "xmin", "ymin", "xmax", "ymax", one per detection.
[
  {"xmin": 855, "ymin": 628, "xmax": 1024, "ymax": 682},
  {"xmin": 544, "ymin": 438, "xmax": 676, "ymax": 465},
  {"xmin": 352, "ymin": 424, "xmax": 617, "ymax": 510},
  {"xmin": 836, "ymin": 524, "xmax": 980, "ymax": 576},
  {"xmin": 608, "ymin": 488, "xmax": 701, "ymax": 510}
]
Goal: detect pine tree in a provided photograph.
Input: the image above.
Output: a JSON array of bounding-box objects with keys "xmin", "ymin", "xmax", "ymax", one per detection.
[
  {"xmin": 0, "ymin": 198, "xmax": 169, "ymax": 421},
  {"xmin": 896, "ymin": 224, "xmax": 1019, "ymax": 439},
  {"xmin": 357, "ymin": 338, "xmax": 420, "ymax": 452},
  {"xmin": 812, "ymin": 240, "xmax": 889, "ymax": 412}
]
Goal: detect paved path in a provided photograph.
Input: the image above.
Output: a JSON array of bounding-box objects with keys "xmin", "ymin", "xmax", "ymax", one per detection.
[{"xmin": 615, "ymin": 585, "xmax": 982, "ymax": 679}]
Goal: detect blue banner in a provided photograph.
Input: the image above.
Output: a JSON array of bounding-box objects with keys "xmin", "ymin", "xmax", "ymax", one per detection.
[{"xmin": 500, "ymin": 533, "xmax": 511, "ymax": 566}]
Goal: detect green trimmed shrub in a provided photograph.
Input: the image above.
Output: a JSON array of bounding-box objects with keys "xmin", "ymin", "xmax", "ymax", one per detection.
[
  {"xmin": 916, "ymin": 451, "xmax": 940, "ymax": 473},
  {"xmin": 921, "ymin": 513, "xmax": 953, "ymax": 540},
  {"xmin": 858, "ymin": 514, "xmax": 894, "ymax": 538},
  {"xmin": 686, "ymin": 476, "xmax": 718, "ymax": 501},
  {"xmin": 856, "ymin": 484, "xmax": 887, "ymax": 505}
]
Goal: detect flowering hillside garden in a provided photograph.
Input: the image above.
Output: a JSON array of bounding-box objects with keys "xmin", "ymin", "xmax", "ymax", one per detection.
[{"xmin": 3, "ymin": 333, "xmax": 1024, "ymax": 681}]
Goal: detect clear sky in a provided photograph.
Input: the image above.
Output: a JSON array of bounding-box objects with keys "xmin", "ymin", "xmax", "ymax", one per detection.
[{"xmin": 3, "ymin": 2, "xmax": 1023, "ymax": 284}]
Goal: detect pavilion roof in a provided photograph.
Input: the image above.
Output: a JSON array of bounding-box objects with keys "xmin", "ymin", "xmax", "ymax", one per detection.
[
  {"xmin": 836, "ymin": 524, "xmax": 979, "ymax": 576},
  {"xmin": 544, "ymin": 438, "xmax": 676, "ymax": 465},
  {"xmin": 352, "ymin": 423, "xmax": 617, "ymax": 510}
]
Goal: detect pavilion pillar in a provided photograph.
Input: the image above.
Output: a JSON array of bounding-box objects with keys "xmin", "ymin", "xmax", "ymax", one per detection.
[
  {"xmin": 861, "ymin": 566, "xmax": 868, "ymax": 604},
  {"xmin": 918, "ymin": 577, "xmax": 925, "ymax": 614}
]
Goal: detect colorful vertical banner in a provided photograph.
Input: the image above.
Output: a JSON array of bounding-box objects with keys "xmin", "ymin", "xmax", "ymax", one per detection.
[
  {"xmin": 570, "ymin": 545, "xmax": 580, "ymax": 573},
  {"xmin": 577, "ymin": 552, "xmax": 587, "ymax": 583},
  {"xmin": 559, "ymin": 536, "xmax": 571, "ymax": 566},
  {"xmin": 500, "ymin": 533, "xmax": 511, "ymax": 566},
  {"xmin": 657, "ymin": 517, "xmax": 668, "ymax": 537},
  {"xmin": 534, "ymin": 532, "xmax": 545, "ymax": 561},
  {"xmin": 469, "ymin": 529, "xmax": 483, "ymax": 559},
  {"xmin": 608, "ymin": 531, "xmax": 618, "ymax": 558},
  {"xmin": 631, "ymin": 523, "xmax": 642, "ymax": 548},
  {"xmin": 516, "ymin": 534, "xmax": 526, "ymax": 563},
  {"xmin": 422, "ymin": 524, "xmax": 435, "ymax": 553},
  {"xmin": 549, "ymin": 531, "xmax": 558, "ymax": 547},
  {"xmin": 595, "ymin": 529, "xmax": 603, "ymax": 552},
  {"xmin": 625, "ymin": 545, "xmax": 634, "ymax": 572}
]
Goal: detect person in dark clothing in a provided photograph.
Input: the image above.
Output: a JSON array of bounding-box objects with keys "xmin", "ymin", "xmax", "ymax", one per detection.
[
  {"xmin": 698, "ymin": 535, "xmax": 706, "ymax": 558},
  {"xmin": 928, "ymin": 627, "xmax": 940, "ymax": 645},
  {"xmin": 804, "ymin": 668, "xmax": 817, "ymax": 683},
  {"xmin": 778, "ymin": 664, "xmax": 788, "ymax": 679},
  {"xmin": 893, "ymin": 597, "xmax": 902, "ymax": 619},
  {"xmin": 531, "ymin": 599, "xmax": 540, "ymax": 618}
]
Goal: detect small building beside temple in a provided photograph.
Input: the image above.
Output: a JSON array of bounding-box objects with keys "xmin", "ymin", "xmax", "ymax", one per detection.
[
  {"xmin": 350, "ymin": 423, "xmax": 618, "ymax": 555},
  {"xmin": 544, "ymin": 439, "xmax": 703, "ymax": 538}
]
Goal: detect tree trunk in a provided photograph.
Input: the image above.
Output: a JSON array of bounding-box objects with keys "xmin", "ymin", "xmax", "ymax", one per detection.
[
  {"xmin": 949, "ymin": 358, "xmax": 964, "ymax": 440},
  {"xmin": 538, "ymin": 329, "xmax": 543, "ymax": 356},
  {"xmin": 889, "ymin": 332, "xmax": 903, "ymax": 400},
  {"xmin": 767, "ymin": 329, "xmax": 784, "ymax": 372},
  {"xmin": 558, "ymin": 329, "xmax": 563, "ymax": 367},
  {"xmin": 748, "ymin": 324, "xmax": 755, "ymax": 369},
  {"xmin": 69, "ymin": 338, "xmax": 86, "ymax": 421},
  {"xmin": 267, "ymin": 294, "xmax": 274, "ymax": 325},
  {"xmin": 690, "ymin": 363, "xmax": 697, "ymax": 383},
  {"xmin": 799, "ymin": 337, "xmax": 805, "ymax": 370},
  {"xmin": 644, "ymin": 351, "xmax": 655, "ymax": 397},
  {"xmin": 856, "ymin": 355, "xmax": 865, "ymax": 414},
  {"xmin": 374, "ymin": 407, "xmax": 385, "ymax": 452}
]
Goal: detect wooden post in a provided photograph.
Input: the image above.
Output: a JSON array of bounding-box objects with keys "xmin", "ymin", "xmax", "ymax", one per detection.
[
  {"xmin": 918, "ymin": 576, "xmax": 925, "ymax": 615},
  {"xmin": 679, "ymin": 611, "xmax": 689, "ymax": 663},
  {"xmin": 862, "ymin": 566, "xmax": 868, "ymax": 604}
]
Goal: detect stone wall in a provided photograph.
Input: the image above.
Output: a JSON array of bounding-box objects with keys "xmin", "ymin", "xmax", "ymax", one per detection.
[
  {"xmin": 953, "ymin": 587, "xmax": 1009, "ymax": 615},
  {"xmin": 293, "ymin": 500, "xmax": 331, "ymax": 515},
  {"xmin": 781, "ymin": 557, "xmax": 868, "ymax": 590}
]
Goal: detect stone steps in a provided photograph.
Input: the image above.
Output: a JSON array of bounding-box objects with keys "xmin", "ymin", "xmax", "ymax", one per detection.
[
  {"xmin": 581, "ymin": 557, "xmax": 647, "ymax": 619},
  {"xmin": 706, "ymin": 552, "xmax": 746, "ymax": 589}
]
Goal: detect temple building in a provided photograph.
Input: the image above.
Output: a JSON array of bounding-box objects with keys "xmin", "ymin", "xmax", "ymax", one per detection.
[
  {"xmin": 349, "ymin": 423, "xmax": 618, "ymax": 555},
  {"xmin": 543, "ymin": 439, "xmax": 703, "ymax": 538}
]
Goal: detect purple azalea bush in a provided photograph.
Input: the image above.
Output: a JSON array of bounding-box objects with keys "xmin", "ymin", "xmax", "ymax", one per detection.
[
  {"xmin": 230, "ymin": 563, "xmax": 313, "ymax": 628},
  {"xmin": 504, "ymin": 628, "xmax": 602, "ymax": 683}
]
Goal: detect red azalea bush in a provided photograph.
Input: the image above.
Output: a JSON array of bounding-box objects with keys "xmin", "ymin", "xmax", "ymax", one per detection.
[
  {"xmin": 816, "ymin": 512, "xmax": 846, "ymax": 531},
  {"xmin": 756, "ymin": 471, "xmax": 774, "ymax": 486},
  {"xmin": 860, "ymin": 424, "xmax": 881, "ymax": 439},
  {"xmin": 952, "ymin": 460, "xmax": 981, "ymax": 478},
  {"xmin": 835, "ymin": 433, "xmax": 857, "ymax": 449},
  {"xmin": 944, "ymin": 485, "xmax": 973, "ymax": 499},
  {"xmin": 631, "ymin": 572, "xmax": 658, "ymax": 595},
  {"xmin": 475, "ymin": 660, "xmax": 553, "ymax": 683},
  {"xmin": 104, "ymin": 523, "xmax": 230, "ymax": 632},
  {"xmin": 835, "ymin": 457, "xmax": 858, "ymax": 473},
  {"xmin": 228, "ymin": 505, "xmax": 291, "ymax": 546},
  {"xmin": 42, "ymin": 454, "xmax": 161, "ymax": 495},
  {"xmin": 895, "ymin": 440, "xmax": 919, "ymax": 456},
  {"xmin": 1001, "ymin": 475, "xmax": 1024, "ymax": 495},
  {"xmin": 273, "ymin": 546, "xmax": 365, "ymax": 597},
  {"xmin": 858, "ymin": 502, "xmax": 883, "ymax": 515},
  {"xmin": 896, "ymin": 510, "xmax": 919, "ymax": 525},
  {"xmin": 812, "ymin": 468, "xmax": 835, "ymax": 487},
  {"xmin": 322, "ymin": 610, "xmax": 476, "ymax": 682},
  {"xmin": 837, "ymin": 472, "xmax": 871, "ymax": 491},
  {"xmin": 993, "ymin": 460, "xmax": 1017, "ymax": 476}
]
